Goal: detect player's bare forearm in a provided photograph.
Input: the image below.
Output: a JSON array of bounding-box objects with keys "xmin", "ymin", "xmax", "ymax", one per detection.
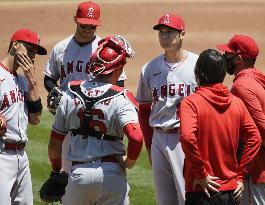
[
  {"xmin": 124, "ymin": 157, "xmax": 136, "ymax": 169},
  {"xmin": 48, "ymin": 137, "xmax": 63, "ymax": 160}
]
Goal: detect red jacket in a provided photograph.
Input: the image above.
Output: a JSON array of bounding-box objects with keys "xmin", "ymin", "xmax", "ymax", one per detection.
[
  {"xmin": 180, "ymin": 83, "xmax": 261, "ymax": 192},
  {"xmin": 231, "ymin": 68, "xmax": 265, "ymax": 183}
]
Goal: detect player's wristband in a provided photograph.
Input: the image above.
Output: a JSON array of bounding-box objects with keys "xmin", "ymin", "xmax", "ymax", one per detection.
[{"xmin": 27, "ymin": 98, "xmax": 43, "ymax": 113}]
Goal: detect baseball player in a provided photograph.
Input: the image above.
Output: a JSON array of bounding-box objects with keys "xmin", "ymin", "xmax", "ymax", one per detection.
[
  {"xmin": 217, "ymin": 35, "xmax": 265, "ymax": 205},
  {"xmin": 44, "ymin": 1, "xmax": 127, "ymax": 174},
  {"xmin": 180, "ymin": 49, "xmax": 261, "ymax": 205},
  {"xmin": 47, "ymin": 35, "xmax": 143, "ymax": 205},
  {"xmin": 0, "ymin": 29, "xmax": 45, "ymax": 205},
  {"xmin": 136, "ymin": 13, "xmax": 198, "ymax": 205}
]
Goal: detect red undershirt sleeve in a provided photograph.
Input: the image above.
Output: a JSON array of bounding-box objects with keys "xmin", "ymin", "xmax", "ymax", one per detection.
[
  {"xmin": 123, "ymin": 123, "xmax": 143, "ymax": 160},
  {"xmin": 138, "ymin": 103, "xmax": 153, "ymax": 149}
]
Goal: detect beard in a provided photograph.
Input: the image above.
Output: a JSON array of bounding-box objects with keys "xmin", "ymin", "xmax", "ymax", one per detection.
[
  {"xmin": 223, "ymin": 55, "xmax": 236, "ymax": 75},
  {"xmin": 226, "ymin": 64, "xmax": 236, "ymax": 75}
]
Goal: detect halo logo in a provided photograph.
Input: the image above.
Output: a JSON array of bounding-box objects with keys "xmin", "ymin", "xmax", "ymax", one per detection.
[{"xmin": 87, "ymin": 7, "xmax": 95, "ymax": 17}]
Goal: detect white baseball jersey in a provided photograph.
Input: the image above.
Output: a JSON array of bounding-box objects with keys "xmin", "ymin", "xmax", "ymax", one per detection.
[
  {"xmin": 136, "ymin": 50, "xmax": 198, "ymax": 129},
  {"xmin": 52, "ymin": 81, "xmax": 138, "ymax": 162},
  {"xmin": 44, "ymin": 35, "xmax": 127, "ymax": 91},
  {"xmin": 0, "ymin": 63, "xmax": 29, "ymax": 142}
]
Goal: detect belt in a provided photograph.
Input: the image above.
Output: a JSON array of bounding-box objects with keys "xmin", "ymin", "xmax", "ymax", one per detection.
[
  {"xmin": 155, "ymin": 127, "xmax": 179, "ymax": 133},
  {"xmin": 3, "ymin": 142, "xmax": 26, "ymax": 151},
  {"xmin": 72, "ymin": 155, "xmax": 119, "ymax": 166}
]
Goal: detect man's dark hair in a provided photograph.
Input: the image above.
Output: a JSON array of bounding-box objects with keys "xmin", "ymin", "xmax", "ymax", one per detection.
[{"xmin": 195, "ymin": 49, "xmax": 226, "ymax": 86}]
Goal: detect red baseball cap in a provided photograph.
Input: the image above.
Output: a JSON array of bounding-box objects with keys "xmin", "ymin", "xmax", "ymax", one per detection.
[
  {"xmin": 217, "ymin": 35, "xmax": 259, "ymax": 59},
  {"xmin": 75, "ymin": 1, "xmax": 101, "ymax": 25},
  {"xmin": 153, "ymin": 13, "xmax": 185, "ymax": 31},
  {"xmin": 11, "ymin": 29, "xmax": 47, "ymax": 55}
]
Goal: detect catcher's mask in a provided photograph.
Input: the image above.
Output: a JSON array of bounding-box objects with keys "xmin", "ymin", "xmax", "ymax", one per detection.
[{"xmin": 89, "ymin": 35, "xmax": 135, "ymax": 77}]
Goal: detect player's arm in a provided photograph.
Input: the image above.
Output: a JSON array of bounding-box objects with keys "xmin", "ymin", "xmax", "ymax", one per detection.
[
  {"xmin": 43, "ymin": 47, "xmax": 60, "ymax": 92},
  {"xmin": 44, "ymin": 75, "xmax": 59, "ymax": 92},
  {"xmin": 48, "ymin": 95, "xmax": 68, "ymax": 172},
  {"xmin": 123, "ymin": 123, "xmax": 143, "ymax": 169},
  {"xmin": 180, "ymin": 99, "xmax": 208, "ymax": 178},
  {"xmin": 136, "ymin": 63, "xmax": 153, "ymax": 164},
  {"xmin": 236, "ymin": 100, "xmax": 261, "ymax": 182},
  {"xmin": 232, "ymin": 85, "xmax": 265, "ymax": 148},
  {"xmin": 138, "ymin": 102, "xmax": 153, "ymax": 164},
  {"xmin": 180, "ymin": 98, "xmax": 221, "ymax": 196},
  {"xmin": 48, "ymin": 130, "xmax": 66, "ymax": 172},
  {"xmin": 17, "ymin": 52, "xmax": 42, "ymax": 125}
]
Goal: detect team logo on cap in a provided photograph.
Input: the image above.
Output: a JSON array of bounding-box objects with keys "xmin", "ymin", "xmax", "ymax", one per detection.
[
  {"xmin": 163, "ymin": 14, "xmax": 170, "ymax": 24},
  {"xmin": 87, "ymin": 7, "xmax": 95, "ymax": 18}
]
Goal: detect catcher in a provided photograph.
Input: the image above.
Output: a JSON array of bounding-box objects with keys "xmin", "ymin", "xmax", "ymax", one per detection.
[{"xmin": 40, "ymin": 35, "xmax": 143, "ymax": 205}]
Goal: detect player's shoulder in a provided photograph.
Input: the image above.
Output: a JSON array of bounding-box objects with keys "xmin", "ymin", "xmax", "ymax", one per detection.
[
  {"xmin": 185, "ymin": 50, "xmax": 199, "ymax": 62},
  {"xmin": 109, "ymin": 86, "xmax": 138, "ymax": 110},
  {"xmin": 53, "ymin": 35, "xmax": 74, "ymax": 50},
  {"xmin": 94, "ymin": 35, "xmax": 101, "ymax": 44},
  {"xmin": 142, "ymin": 54, "xmax": 164, "ymax": 71}
]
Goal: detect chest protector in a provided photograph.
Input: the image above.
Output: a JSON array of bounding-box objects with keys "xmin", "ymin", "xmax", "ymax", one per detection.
[{"xmin": 69, "ymin": 81, "xmax": 124, "ymax": 141}]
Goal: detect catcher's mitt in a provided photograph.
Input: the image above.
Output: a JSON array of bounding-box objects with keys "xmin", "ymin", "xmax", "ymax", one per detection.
[
  {"xmin": 39, "ymin": 171, "xmax": 69, "ymax": 203},
  {"xmin": 0, "ymin": 113, "xmax": 7, "ymax": 136},
  {"xmin": 47, "ymin": 87, "xmax": 63, "ymax": 115}
]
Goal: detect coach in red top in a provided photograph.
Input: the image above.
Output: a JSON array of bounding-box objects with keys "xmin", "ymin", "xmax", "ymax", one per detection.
[
  {"xmin": 218, "ymin": 35, "xmax": 265, "ymax": 205},
  {"xmin": 180, "ymin": 49, "xmax": 261, "ymax": 205}
]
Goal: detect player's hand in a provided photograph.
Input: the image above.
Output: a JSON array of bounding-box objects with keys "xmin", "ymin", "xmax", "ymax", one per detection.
[
  {"xmin": 121, "ymin": 155, "xmax": 136, "ymax": 169},
  {"xmin": 192, "ymin": 174, "xmax": 221, "ymax": 198},
  {"xmin": 17, "ymin": 52, "xmax": 35, "ymax": 81},
  {"xmin": 146, "ymin": 148, "xmax": 152, "ymax": 166},
  {"xmin": 233, "ymin": 181, "xmax": 244, "ymax": 204}
]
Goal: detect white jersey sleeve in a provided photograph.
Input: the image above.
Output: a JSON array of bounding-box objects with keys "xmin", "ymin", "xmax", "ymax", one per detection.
[
  {"xmin": 136, "ymin": 60, "xmax": 160, "ymax": 103},
  {"xmin": 44, "ymin": 46, "xmax": 60, "ymax": 81}
]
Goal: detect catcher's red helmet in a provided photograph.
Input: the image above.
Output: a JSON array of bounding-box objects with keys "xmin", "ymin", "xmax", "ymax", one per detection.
[{"xmin": 89, "ymin": 35, "xmax": 134, "ymax": 76}]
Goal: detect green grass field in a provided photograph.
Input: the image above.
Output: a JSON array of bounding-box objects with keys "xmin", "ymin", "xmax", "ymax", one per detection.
[{"xmin": 27, "ymin": 110, "xmax": 155, "ymax": 205}]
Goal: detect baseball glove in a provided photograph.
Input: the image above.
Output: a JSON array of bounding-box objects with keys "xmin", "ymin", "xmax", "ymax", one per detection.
[
  {"xmin": 39, "ymin": 171, "xmax": 69, "ymax": 203},
  {"xmin": 47, "ymin": 87, "xmax": 64, "ymax": 115},
  {"xmin": 0, "ymin": 113, "xmax": 7, "ymax": 136}
]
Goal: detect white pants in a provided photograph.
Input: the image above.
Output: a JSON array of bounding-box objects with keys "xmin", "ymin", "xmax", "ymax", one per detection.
[
  {"xmin": 240, "ymin": 177, "xmax": 265, "ymax": 205},
  {"xmin": 0, "ymin": 146, "xmax": 33, "ymax": 205},
  {"xmin": 62, "ymin": 160, "xmax": 130, "ymax": 205},
  {"xmin": 151, "ymin": 129, "xmax": 185, "ymax": 205}
]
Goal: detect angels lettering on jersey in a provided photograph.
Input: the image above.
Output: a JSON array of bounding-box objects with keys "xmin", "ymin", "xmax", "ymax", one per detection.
[
  {"xmin": 0, "ymin": 89, "xmax": 26, "ymax": 110},
  {"xmin": 152, "ymin": 82, "xmax": 195, "ymax": 103},
  {"xmin": 60, "ymin": 60, "xmax": 91, "ymax": 80}
]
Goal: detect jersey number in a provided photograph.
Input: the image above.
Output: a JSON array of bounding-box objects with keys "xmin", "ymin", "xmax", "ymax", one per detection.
[{"xmin": 89, "ymin": 109, "xmax": 107, "ymax": 134}]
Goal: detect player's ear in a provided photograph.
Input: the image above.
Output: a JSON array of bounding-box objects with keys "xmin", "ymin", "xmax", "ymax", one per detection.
[
  {"xmin": 74, "ymin": 16, "xmax": 78, "ymax": 24},
  {"xmin": 235, "ymin": 54, "xmax": 242, "ymax": 64},
  {"xmin": 8, "ymin": 41, "xmax": 20, "ymax": 55},
  {"xmin": 12, "ymin": 41, "xmax": 20, "ymax": 49},
  {"xmin": 179, "ymin": 31, "xmax": 185, "ymax": 40}
]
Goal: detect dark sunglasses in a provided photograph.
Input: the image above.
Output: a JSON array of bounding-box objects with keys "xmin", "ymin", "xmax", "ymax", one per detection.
[{"xmin": 79, "ymin": 24, "xmax": 97, "ymax": 30}]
